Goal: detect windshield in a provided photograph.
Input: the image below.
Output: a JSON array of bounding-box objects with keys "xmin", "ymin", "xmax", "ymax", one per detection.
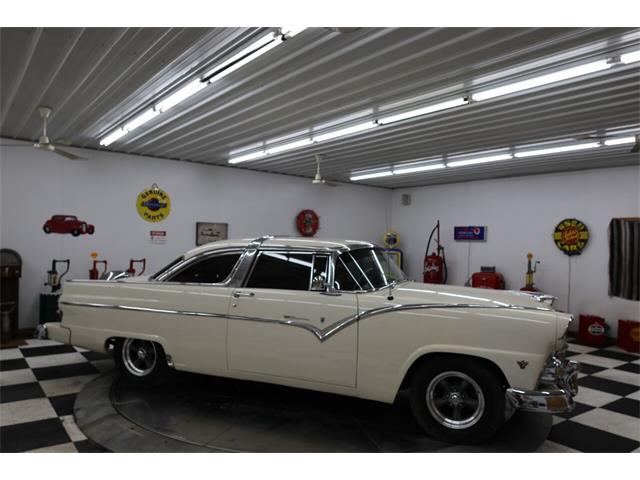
[{"xmin": 334, "ymin": 248, "xmax": 407, "ymax": 291}]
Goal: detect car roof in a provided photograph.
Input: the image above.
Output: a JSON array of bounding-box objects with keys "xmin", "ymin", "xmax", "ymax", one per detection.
[{"xmin": 183, "ymin": 236, "xmax": 376, "ymax": 259}]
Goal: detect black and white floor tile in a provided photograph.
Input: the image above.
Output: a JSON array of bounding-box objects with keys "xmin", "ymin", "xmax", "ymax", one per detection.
[
  {"xmin": 0, "ymin": 339, "xmax": 112, "ymax": 452},
  {"xmin": 1, "ymin": 337, "xmax": 638, "ymax": 452},
  {"xmin": 542, "ymin": 340, "xmax": 640, "ymax": 453}
]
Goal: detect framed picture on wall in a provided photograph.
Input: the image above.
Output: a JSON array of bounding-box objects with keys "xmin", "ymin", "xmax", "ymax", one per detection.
[{"xmin": 196, "ymin": 222, "xmax": 228, "ymax": 246}]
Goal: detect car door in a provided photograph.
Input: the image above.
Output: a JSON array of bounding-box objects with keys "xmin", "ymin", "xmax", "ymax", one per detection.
[
  {"xmin": 147, "ymin": 250, "xmax": 241, "ymax": 375},
  {"xmin": 227, "ymin": 250, "xmax": 359, "ymax": 387}
]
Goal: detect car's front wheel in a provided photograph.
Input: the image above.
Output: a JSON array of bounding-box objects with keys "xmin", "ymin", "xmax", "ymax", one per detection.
[
  {"xmin": 71, "ymin": 229, "xmax": 80, "ymax": 236},
  {"xmin": 114, "ymin": 338, "xmax": 169, "ymax": 387},
  {"xmin": 409, "ymin": 356, "xmax": 506, "ymax": 444}
]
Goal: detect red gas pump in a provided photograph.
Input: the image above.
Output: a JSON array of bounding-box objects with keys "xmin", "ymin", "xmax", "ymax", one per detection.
[
  {"xmin": 126, "ymin": 258, "xmax": 146, "ymax": 276},
  {"xmin": 89, "ymin": 260, "xmax": 108, "ymax": 280},
  {"xmin": 423, "ymin": 221, "xmax": 447, "ymax": 284}
]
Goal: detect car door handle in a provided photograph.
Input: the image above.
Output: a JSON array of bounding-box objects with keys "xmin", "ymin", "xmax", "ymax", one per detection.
[
  {"xmin": 233, "ymin": 291, "xmax": 255, "ymax": 298},
  {"xmin": 283, "ymin": 314, "xmax": 310, "ymax": 321}
]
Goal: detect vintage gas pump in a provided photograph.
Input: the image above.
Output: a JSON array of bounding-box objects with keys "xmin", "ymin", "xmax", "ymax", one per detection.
[
  {"xmin": 45, "ymin": 259, "xmax": 70, "ymax": 293},
  {"xmin": 520, "ymin": 253, "xmax": 540, "ymax": 292},
  {"xmin": 40, "ymin": 259, "xmax": 70, "ymax": 324},
  {"xmin": 89, "ymin": 251, "xmax": 107, "ymax": 280},
  {"xmin": 126, "ymin": 258, "xmax": 146, "ymax": 276},
  {"xmin": 423, "ymin": 221, "xmax": 447, "ymax": 284}
]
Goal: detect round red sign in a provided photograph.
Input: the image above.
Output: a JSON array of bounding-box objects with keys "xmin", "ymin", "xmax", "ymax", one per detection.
[{"xmin": 295, "ymin": 209, "xmax": 320, "ymax": 237}]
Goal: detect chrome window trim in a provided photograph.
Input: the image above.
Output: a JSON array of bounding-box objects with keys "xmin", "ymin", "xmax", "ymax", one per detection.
[
  {"xmin": 60, "ymin": 300, "xmax": 551, "ymax": 343},
  {"xmin": 310, "ymin": 253, "xmax": 330, "ymax": 291}
]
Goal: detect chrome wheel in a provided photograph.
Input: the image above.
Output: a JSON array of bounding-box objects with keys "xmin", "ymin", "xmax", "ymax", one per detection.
[
  {"xmin": 425, "ymin": 371, "xmax": 485, "ymax": 430},
  {"xmin": 122, "ymin": 338, "xmax": 157, "ymax": 377}
]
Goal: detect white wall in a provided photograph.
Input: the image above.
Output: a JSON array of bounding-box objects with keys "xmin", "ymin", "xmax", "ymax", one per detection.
[
  {"xmin": 391, "ymin": 166, "xmax": 640, "ymax": 335},
  {"xmin": 3, "ymin": 140, "xmax": 638, "ymax": 336},
  {"xmin": 0, "ymin": 141, "xmax": 391, "ymax": 329}
]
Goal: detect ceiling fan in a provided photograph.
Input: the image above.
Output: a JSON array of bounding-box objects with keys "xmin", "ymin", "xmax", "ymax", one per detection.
[
  {"xmin": 312, "ymin": 154, "xmax": 340, "ymax": 187},
  {"xmin": 1, "ymin": 106, "xmax": 87, "ymax": 160}
]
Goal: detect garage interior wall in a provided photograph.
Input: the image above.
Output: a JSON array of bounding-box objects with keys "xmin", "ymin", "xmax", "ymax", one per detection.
[
  {"xmin": 390, "ymin": 165, "xmax": 640, "ymax": 336},
  {"xmin": 1, "ymin": 141, "xmax": 638, "ymax": 334},
  {"xmin": 0, "ymin": 141, "xmax": 391, "ymax": 329}
]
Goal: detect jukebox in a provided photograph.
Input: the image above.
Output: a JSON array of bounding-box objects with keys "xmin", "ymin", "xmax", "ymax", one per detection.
[{"xmin": 1, "ymin": 249, "xmax": 22, "ymax": 341}]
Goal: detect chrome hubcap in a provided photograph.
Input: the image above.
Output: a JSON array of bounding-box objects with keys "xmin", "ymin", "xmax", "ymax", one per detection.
[
  {"xmin": 122, "ymin": 339, "xmax": 157, "ymax": 377},
  {"xmin": 426, "ymin": 371, "xmax": 485, "ymax": 430}
]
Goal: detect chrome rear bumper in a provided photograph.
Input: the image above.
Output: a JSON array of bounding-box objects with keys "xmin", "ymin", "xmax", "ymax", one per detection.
[
  {"xmin": 37, "ymin": 322, "xmax": 71, "ymax": 344},
  {"xmin": 506, "ymin": 357, "xmax": 580, "ymax": 414}
]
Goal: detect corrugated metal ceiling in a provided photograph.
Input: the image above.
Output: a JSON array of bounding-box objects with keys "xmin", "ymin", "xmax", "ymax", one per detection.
[{"xmin": 1, "ymin": 27, "xmax": 638, "ymax": 188}]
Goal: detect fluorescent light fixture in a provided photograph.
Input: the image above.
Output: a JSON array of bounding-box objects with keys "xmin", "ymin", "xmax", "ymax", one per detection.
[
  {"xmin": 228, "ymin": 150, "xmax": 267, "ymax": 164},
  {"xmin": 123, "ymin": 108, "xmax": 159, "ymax": 132},
  {"xmin": 99, "ymin": 128, "xmax": 127, "ymax": 147},
  {"xmin": 393, "ymin": 163, "xmax": 446, "ymax": 175},
  {"xmin": 156, "ymin": 79, "xmax": 206, "ymax": 113},
  {"xmin": 313, "ymin": 122, "xmax": 377, "ymax": 143},
  {"xmin": 447, "ymin": 153, "xmax": 513, "ymax": 168},
  {"xmin": 204, "ymin": 32, "xmax": 282, "ymax": 83},
  {"xmin": 472, "ymin": 60, "xmax": 610, "ymax": 101},
  {"xmin": 604, "ymin": 136, "xmax": 636, "ymax": 146},
  {"xmin": 264, "ymin": 138, "xmax": 313, "ymax": 155},
  {"xmin": 621, "ymin": 50, "xmax": 640, "ymax": 64},
  {"xmin": 350, "ymin": 170, "xmax": 394, "ymax": 181},
  {"xmin": 514, "ymin": 142, "xmax": 600, "ymax": 158},
  {"xmin": 280, "ymin": 27, "xmax": 306, "ymax": 38},
  {"xmin": 377, "ymin": 98, "xmax": 468, "ymax": 125}
]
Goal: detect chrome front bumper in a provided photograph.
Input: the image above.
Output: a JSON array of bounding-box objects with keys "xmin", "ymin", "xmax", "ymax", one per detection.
[{"xmin": 506, "ymin": 356, "xmax": 580, "ymax": 414}]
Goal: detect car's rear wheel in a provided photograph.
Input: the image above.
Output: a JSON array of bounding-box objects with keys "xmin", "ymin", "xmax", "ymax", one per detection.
[
  {"xmin": 409, "ymin": 357, "xmax": 506, "ymax": 444},
  {"xmin": 114, "ymin": 338, "xmax": 169, "ymax": 387},
  {"xmin": 43, "ymin": 225, "xmax": 51, "ymax": 234}
]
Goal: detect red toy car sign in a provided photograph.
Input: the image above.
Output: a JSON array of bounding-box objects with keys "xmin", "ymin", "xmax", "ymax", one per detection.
[{"xmin": 43, "ymin": 215, "xmax": 95, "ymax": 236}]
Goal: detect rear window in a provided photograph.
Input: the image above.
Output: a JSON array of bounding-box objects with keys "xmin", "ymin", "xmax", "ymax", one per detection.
[
  {"xmin": 170, "ymin": 253, "xmax": 241, "ymax": 283},
  {"xmin": 151, "ymin": 256, "xmax": 184, "ymax": 280}
]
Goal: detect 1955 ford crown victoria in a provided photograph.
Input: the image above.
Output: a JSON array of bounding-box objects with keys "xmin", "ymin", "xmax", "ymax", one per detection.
[{"xmin": 43, "ymin": 236, "xmax": 579, "ymax": 443}]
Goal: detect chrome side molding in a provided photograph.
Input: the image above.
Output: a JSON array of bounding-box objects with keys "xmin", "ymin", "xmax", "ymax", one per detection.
[{"xmin": 60, "ymin": 300, "xmax": 552, "ymax": 343}]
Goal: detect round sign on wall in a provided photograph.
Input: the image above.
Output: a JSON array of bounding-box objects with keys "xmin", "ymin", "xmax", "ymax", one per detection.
[
  {"xmin": 382, "ymin": 229, "xmax": 401, "ymax": 249},
  {"xmin": 553, "ymin": 218, "xmax": 589, "ymax": 256},
  {"xmin": 137, "ymin": 184, "xmax": 171, "ymax": 223},
  {"xmin": 296, "ymin": 209, "xmax": 319, "ymax": 237}
]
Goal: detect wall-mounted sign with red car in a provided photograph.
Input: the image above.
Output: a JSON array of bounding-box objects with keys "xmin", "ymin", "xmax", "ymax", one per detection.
[{"xmin": 43, "ymin": 215, "xmax": 95, "ymax": 236}]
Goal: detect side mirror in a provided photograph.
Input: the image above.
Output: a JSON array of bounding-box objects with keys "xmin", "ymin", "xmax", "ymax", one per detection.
[{"xmin": 310, "ymin": 275, "xmax": 326, "ymax": 291}]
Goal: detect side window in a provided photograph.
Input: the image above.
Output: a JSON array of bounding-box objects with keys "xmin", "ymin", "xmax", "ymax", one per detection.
[
  {"xmin": 169, "ymin": 253, "xmax": 241, "ymax": 283},
  {"xmin": 246, "ymin": 252, "xmax": 312, "ymax": 290}
]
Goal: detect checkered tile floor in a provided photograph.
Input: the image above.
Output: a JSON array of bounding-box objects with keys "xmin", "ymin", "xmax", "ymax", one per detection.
[
  {"xmin": 1, "ymin": 339, "xmax": 113, "ymax": 452},
  {"xmin": 1, "ymin": 337, "xmax": 639, "ymax": 452}
]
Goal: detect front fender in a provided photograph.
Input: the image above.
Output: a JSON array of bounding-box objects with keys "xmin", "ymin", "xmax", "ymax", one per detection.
[
  {"xmin": 393, "ymin": 344, "xmax": 547, "ymax": 399},
  {"xmin": 355, "ymin": 295, "xmax": 558, "ymax": 403}
]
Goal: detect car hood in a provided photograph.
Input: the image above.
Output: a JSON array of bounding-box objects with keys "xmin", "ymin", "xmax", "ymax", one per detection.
[{"xmin": 386, "ymin": 281, "xmax": 554, "ymax": 311}]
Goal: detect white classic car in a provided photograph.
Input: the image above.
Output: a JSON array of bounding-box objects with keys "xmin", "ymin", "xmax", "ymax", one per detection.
[{"xmin": 43, "ymin": 236, "xmax": 579, "ymax": 444}]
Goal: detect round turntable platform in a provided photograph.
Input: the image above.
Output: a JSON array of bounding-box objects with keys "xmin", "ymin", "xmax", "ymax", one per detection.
[{"xmin": 74, "ymin": 371, "xmax": 552, "ymax": 453}]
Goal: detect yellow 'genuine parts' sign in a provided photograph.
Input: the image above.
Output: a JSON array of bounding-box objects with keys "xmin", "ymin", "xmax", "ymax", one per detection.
[{"xmin": 137, "ymin": 184, "xmax": 171, "ymax": 223}]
